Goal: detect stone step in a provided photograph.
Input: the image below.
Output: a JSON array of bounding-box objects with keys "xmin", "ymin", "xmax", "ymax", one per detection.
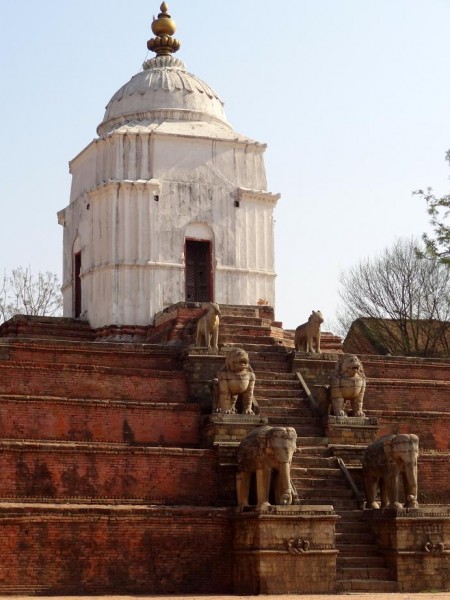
[
  {"xmin": 299, "ymin": 497, "xmax": 358, "ymax": 510},
  {"xmin": 296, "ymin": 454, "xmax": 335, "ymax": 466},
  {"xmin": 219, "ymin": 323, "xmax": 272, "ymax": 334},
  {"xmin": 221, "ymin": 335, "xmax": 281, "ymax": 346},
  {"xmin": 255, "ymin": 381, "xmax": 302, "ymax": 391},
  {"xmin": 338, "ymin": 509, "xmax": 368, "ymax": 520},
  {"xmin": 337, "ymin": 543, "xmax": 384, "ymax": 556},
  {"xmin": 263, "ymin": 409, "xmax": 314, "ymax": 419},
  {"xmin": 218, "ymin": 306, "xmax": 260, "ymax": 318},
  {"xmin": 335, "ymin": 579, "xmax": 398, "ymax": 593},
  {"xmin": 337, "ymin": 565, "xmax": 392, "ymax": 580},
  {"xmin": 267, "ymin": 419, "xmax": 319, "ymax": 431},
  {"xmin": 271, "ymin": 429, "xmax": 323, "ymax": 440},
  {"xmin": 254, "ymin": 366, "xmax": 293, "ymax": 376},
  {"xmin": 337, "ymin": 555, "xmax": 386, "ymax": 568},
  {"xmin": 220, "ymin": 316, "xmax": 268, "ymax": 327},
  {"xmin": 241, "ymin": 345, "xmax": 291, "ymax": 357},
  {"xmin": 248, "ymin": 358, "xmax": 292, "ymax": 374},
  {"xmin": 253, "ymin": 372, "xmax": 297, "ymax": 382},
  {"xmin": 295, "ymin": 437, "xmax": 329, "ymax": 447},
  {"xmin": 258, "ymin": 396, "xmax": 309, "ymax": 407},
  {"xmin": 297, "ymin": 487, "xmax": 354, "ymax": 499},
  {"xmin": 255, "ymin": 388, "xmax": 302, "ymax": 399},
  {"xmin": 268, "ymin": 420, "xmax": 320, "ymax": 431},
  {"xmin": 336, "ymin": 520, "xmax": 372, "ymax": 533},
  {"xmin": 306, "ymin": 467, "xmax": 343, "ymax": 478},
  {"xmin": 0, "ymin": 586, "xmax": 44, "ymax": 595},
  {"xmin": 338, "ymin": 565, "xmax": 391, "ymax": 580},
  {"xmin": 336, "ymin": 531, "xmax": 376, "ymax": 544},
  {"xmin": 296, "ymin": 477, "xmax": 349, "ymax": 490}
]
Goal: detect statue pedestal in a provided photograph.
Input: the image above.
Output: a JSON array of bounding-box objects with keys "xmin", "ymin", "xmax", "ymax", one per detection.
[
  {"xmin": 325, "ymin": 415, "xmax": 379, "ymax": 445},
  {"xmin": 369, "ymin": 506, "xmax": 450, "ymax": 592},
  {"xmin": 202, "ymin": 414, "xmax": 268, "ymax": 447},
  {"xmin": 233, "ymin": 505, "xmax": 338, "ymax": 594}
]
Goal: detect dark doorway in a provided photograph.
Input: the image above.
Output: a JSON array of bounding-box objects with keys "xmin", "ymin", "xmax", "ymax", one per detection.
[
  {"xmin": 74, "ymin": 252, "xmax": 82, "ymax": 318},
  {"xmin": 185, "ymin": 240, "xmax": 213, "ymax": 302}
]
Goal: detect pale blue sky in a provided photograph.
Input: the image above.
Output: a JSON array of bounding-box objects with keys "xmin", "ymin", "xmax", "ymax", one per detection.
[{"xmin": 0, "ymin": 0, "xmax": 449, "ymax": 330}]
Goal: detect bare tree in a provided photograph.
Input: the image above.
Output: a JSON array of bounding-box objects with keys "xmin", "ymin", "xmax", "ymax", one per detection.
[
  {"xmin": 0, "ymin": 267, "xmax": 63, "ymax": 324},
  {"xmin": 337, "ymin": 238, "xmax": 450, "ymax": 357},
  {"xmin": 414, "ymin": 149, "xmax": 450, "ymax": 263}
]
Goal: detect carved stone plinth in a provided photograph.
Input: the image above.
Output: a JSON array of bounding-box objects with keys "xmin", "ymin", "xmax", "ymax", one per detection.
[
  {"xmin": 325, "ymin": 415, "xmax": 379, "ymax": 446},
  {"xmin": 233, "ymin": 505, "xmax": 338, "ymax": 594},
  {"xmin": 202, "ymin": 414, "xmax": 268, "ymax": 447},
  {"xmin": 369, "ymin": 506, "xmax": 450, "ymax": 592}
]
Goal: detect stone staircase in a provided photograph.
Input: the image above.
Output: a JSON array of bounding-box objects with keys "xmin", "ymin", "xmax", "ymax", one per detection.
[
  {"xmin": 293, "ymin": 449, "xmax": 397, "ymax": 592},
  {"xmin": 218, "ymin": 306, "xmax": 399, "ymax": 593}
]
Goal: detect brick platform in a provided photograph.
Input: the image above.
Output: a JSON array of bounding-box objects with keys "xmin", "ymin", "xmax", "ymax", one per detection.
[{"xmin": 0, "ymin": 308, "xmax": 449, "ymax": 594}]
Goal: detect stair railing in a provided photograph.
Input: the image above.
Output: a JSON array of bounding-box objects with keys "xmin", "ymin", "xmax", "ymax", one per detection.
[
  {"xmin": 295, "ymin": 370, "xmax": 320, "ymax": 416},
  {"xmin": 336, "ymin": 457, "xmax": 365, "ymax": 508}
]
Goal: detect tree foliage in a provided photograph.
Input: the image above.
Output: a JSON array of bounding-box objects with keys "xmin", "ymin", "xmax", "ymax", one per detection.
[
  {"xmin": 0, "ymin": 267, "xmax": 63, "ymax": 324},
  {"xmin": 337, "ymin": 238, "xmax": 450, "ymax": 357},
  {"xmin": 414, "ymin": 149, "xmax": 450, "ymax": 263}
]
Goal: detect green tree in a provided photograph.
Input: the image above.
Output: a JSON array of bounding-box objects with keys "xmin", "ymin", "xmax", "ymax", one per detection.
[
  {"xmin": 414, "ymin": 149, "xmax": 450, "ymax": 263},
  {"xmin": 337, "ymin": 238, "xmax": 450, "ymax": 357},
  {"xmin": 0, "ymin": 267, "xmax": 62, "ymax": 324}
]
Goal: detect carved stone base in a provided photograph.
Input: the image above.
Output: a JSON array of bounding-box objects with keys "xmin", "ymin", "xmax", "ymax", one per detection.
[
  {"xmin": 202, "ymin": 414, "xmax": 268, "ymax": 447},
  {"xmin": 325, "ymin": 415, "xmax": 379, "ymax": 445},
  {"xmin": 233, "ymin": 505, "xmax": 338, "ymax": 594},
  {"xmin": 369, "ymin": 506, "xmax": 450, "ymax": 592}
]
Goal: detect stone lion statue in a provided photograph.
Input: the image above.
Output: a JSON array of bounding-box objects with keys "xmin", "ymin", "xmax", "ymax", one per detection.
[
  {"xmin": 329, "ymin": 354, "xmax": 366, "ymax": 417},
  {"xmin": 294, "ymin": 310, "xmax": 323, "ymax": 353},
  {"xmin": 196, "ymin": 302, "xmax": 220, "ymax": 352},
  {"xmin": 213, "ymin": 348, "xmax": 257, "ymax": 414}
]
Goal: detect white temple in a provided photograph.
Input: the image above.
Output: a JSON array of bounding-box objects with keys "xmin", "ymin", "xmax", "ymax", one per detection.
[{"xmin": 58, "ymin": 3, "xmax": 280, "ymax": 329}]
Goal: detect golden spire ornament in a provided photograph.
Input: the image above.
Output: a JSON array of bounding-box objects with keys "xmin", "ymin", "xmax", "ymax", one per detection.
[{"xmin": 147, "ymin": 3, "xmax": 180, "ymax": 56}]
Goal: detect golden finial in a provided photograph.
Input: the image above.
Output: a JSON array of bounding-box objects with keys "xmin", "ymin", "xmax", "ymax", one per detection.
[{"xmin": 147, "ymin": 2, "xmax": 180, "ymax": 56}]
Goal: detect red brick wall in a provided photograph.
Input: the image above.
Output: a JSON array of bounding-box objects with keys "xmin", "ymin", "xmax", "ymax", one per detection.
[
  {"xmin": 370, "ymin": 412, "xmax": 450, "ymax": 451},
  {"xmin": 364, "ymin": 381, "xmax": 450, "ymax": 413},
  {"xmin": 0, "ymin": 445, "xmax": 219, "ymax": 504},
  {"xmin": 0, "ymin": 507, "xmax": 233, "ymax": 594},
  {"xmin": 0, "ymin": 339, "xmax": 180, "ymax": 370},
  {"xmin": 0, "ymin": 397, "xmax": 200, "ymax": 445},
  {"xmin": 417, "ymin": 454, "xmax": 450, "ymax": 504},
  {"xmin": 363, "ymin": 357, "xmax": 450, "ymax": 381},
  {"xmin": 0, "ymin": 362, "xmax": 187, "ymax": 401}
]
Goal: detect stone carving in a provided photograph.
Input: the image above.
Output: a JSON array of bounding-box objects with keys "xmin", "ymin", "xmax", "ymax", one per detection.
[
  {"xmin": 196, "ymin": 302, "xmax": 220, "ymax": 352},
  {"xmin": 214, "ymin": 348, "xmax": 256, "ymax": 414},
  {"xmin": 424, "ymin": 540, "xmax": 445, "ymax": 553},
  {"xmin": 287, "ymin": 538, "xmax": 310, "ymax": 554},
  {"xmin": 294, "ymin": 310, "xmax": 323, "ymax": 353},
  {"xmin": 362, "ymin": 433, "xmax": 419, "ymax": 510},
  {"xmin": 329, "ymin": 354, "xmax": 366, "ymax": 417},
  {"xmin": 236, "ymin": 425, "xmax": 298, "ymax": 511}
]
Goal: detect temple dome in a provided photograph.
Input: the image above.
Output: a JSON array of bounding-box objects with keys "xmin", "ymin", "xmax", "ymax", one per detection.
[{"xmin": 97, "ymin": 55, "xmax": 229, "ymax": 136}]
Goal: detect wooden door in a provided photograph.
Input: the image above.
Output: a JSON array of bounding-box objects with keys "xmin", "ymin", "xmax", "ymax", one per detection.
[
  {"xmin": 185, "ymin": 240, "xmax": 212, "ymax": 302},
  {"xmin": 74, "ymin": 252, "xmax": 82, "ymax": 318}
]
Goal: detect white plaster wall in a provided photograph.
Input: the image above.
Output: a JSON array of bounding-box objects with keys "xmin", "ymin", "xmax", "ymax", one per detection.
[{"xmin": 61, "ymin": 128, "xmax": 278, "ymax": 328}]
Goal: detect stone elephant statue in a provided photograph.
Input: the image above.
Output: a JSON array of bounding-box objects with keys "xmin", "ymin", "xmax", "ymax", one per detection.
[
  {"xmin": 236, "ymin": 425, "xmax": 298, "ymax": 511},
  {"xmin": 362, "ymin": 433, "xmax": 419, "ymax": 510}
]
